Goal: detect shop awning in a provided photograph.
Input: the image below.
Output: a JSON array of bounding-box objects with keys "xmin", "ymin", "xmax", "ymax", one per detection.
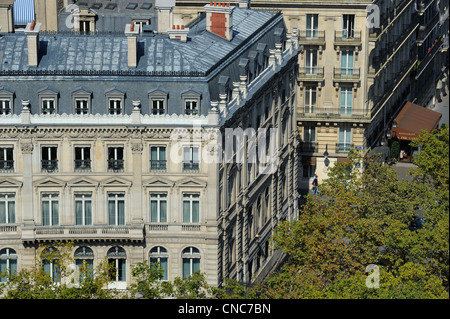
[
  {"xmin": 391, "ymin": 102, "xmax": 442, "ymax": 141},
  {"xmin": 13, "ymin": 0, "xmax": 35, "ymax": 26}
]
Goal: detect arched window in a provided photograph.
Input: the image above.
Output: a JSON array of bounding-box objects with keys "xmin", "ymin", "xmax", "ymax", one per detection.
[
  {"xmin": 149, "ymin": 246, "xmax": 168, "ymax": 281},
  {"xmin": 181, "ymin": 247, "xmax": 200, "ymax": 278},
  {"xmin": 107, "ymin": 246, "xmax": 126, "ymax": 282},
  {"xmin": 74, "ymin": 246, "xmax": 94, "ymax": 281},
  {"xmin": 0, "ymin": 248, "xmax": 17, "ymax": 282},
  {"xmin": 41, "ymin": 247, "xmax": 61, "ymax": 283}
]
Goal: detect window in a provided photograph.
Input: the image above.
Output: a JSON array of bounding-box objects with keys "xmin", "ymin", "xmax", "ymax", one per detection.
[
  {"xmin": 0, "ymin": 147, "xmax": 13, "ymax": 171},
  {"xmin": 185, "ymin": 100, "xmax": 198, "ymax": 115},
  {"xmin": 182, "ymin": 247, "xmax": 200, "ymax": 278},
  {"xmin": 41, "ymin": 146, "xmax": 58, "ymax": 172},
  {"xmin": 305, "ymin": 49, "xmax": 318, "ymax": 74},
  {"xmin": 79, "ymin": 20, "xmax": 91, "ymax": 33},
  {"xmin": 341, "ymin": 50, "xmax": 354, "ymax": 75},
  {"xmin": 107, "ymin": 247, "xmax": 126, "ymax": 282},
  {"xmin": 342, "ymin": 14, "xmax": 355, "ymax": 38},
  {"xmin": 75, "ymin": 194, "xmax": 92, "ymax": 226},
  {"xmin": 304, "ymin": 86, "xmax": 317, "ymax": 114},
  {"xmin": 149, "ymin": 247, "xmax": 168, "ymax": 281},
  {"xmin": 74, "ymin": 147, "xmax": 91, "ymax": 170},
  {"xmin": 0, "ymin": 99, "xmax": 11, "ymax": 115},
  {"xmin": 42, "ymin": 193, "xmax": 59, "ymax": 226},
  {"xmin": 306, "ymin": 14, "xmax": 319, "ymax": 38},
  {"xmin": 0, "ymin": 248, "xmax": 17, "ymax": 282},
  {"xmin": 152, "ymin": 99, "xmax": 165, "ymax": 115},
  {"xmin": 150, "ymin": 146, "xmax": 166, "ymax": 170},
  {"xmin": 109, "ymin": 98, "xmax": 122, "ymax": 115},
  {"xmin": 74, "ymin": 247, "xmax": 94, "ymax": 281},
  {"xmin": 183, "ymin": 147, "xmax": 199, "ymax": 171},
  {"xmin": 107, "ymin": 147, "xmax": 124, "ymax": 170},
  {"xmin": 302, "ymin": 157, "xmax": 316, "ymax": 178},
  {"xmin": 182, "ymin": 194, "xmax": 200, "ymax": 223},
  {"xmin": 75, "ymin": 99, "xmax": 89, "ymax": 114},
  {"xmin": 340, "ymin": 87, "xmax": 353, "ymax": 115},
  {"xmin": 0, "ymin": 194, "xmax": 15, "ymax": 224},
  {"xmin": 150, "ymin": 193, "xmax": 167, "ymax": 223},
  {"xmin": 41, "ymin": 98, "xmax": 56, "ymax": 115},
  {"xmin": 42, "ymin": 247, "xmax": 61, "ymax": 283},
  {"xmin": 108, "ymin": 193, "xmax": 125, "ymax": 226},
  {"xmin": 338, "ymin": 127, "xmax": 352, "ymax": 152}
]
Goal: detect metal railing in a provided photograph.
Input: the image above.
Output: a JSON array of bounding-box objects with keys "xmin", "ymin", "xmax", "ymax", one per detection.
[
  {"xmin": 41, "ymin": 160, "xmax": 58, "ymax": 172},
  {"xmin": 183, "ymin": 161, "xmax": 199, "ymax": 171},
  {"xmin": 150, "ymin": 160, "xmax": 167, "ymax": 170},
  {"xmin": 74, "ymin": 160, "xmax": 91, "ymax": 170},
  {"xmin": 333, "ymin": 67, "xmax": 361, "ymax": 80},
  {"xmin": 107, "ymin": 159, "xmax": 124, "ymax": 171},
  {"xmin": 334, "ymin": 30, "xmax": 362, "ymax": 43},
  {"xmin": 0, "ymin": 160, "xmax": 14, "ymax": 171}
]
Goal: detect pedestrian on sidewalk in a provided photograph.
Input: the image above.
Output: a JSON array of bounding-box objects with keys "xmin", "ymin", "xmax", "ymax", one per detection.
[{"xmin": 312, "ymin": 174, "xmax": 319, "ymax": 195}]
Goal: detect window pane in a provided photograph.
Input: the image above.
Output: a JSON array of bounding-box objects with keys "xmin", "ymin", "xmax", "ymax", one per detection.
[
  {"xmin": 160, "ymin": 200, "xmax": 167, "ymax": 223},
  {"xmin": 0, "ymin": 202, "xmax": 5, "ymax": 223},
  {"xmin": 183, "ymin": 259, "xmax": 190, "ymax": 278},
  {"xmin": 75, "ymin": 201, "xmax": 83, "ymax": 225},
  {"xmin": 85, "ymin": 201, "xmax": 92, "ymax": 225},
  {"xmin": 42, "ymin": 201, "xmax": 50, "ymax": 226},
  {"xmin": 52, "ymin": 201, "xmax": 59, "ymax": 226},
  {"xmin": 192, "ymin": 201, "xmax": 199, "ymax": 223},
  {"xmin": 108, "ymin": 201, "xmax": 115, "ymax": 225},
  {"xmin": 118, "ymin": 200, "xmax": 125, "ymax": 225},
  {"xmin": 150, "ymin": 200, "xmax": 158, "ymax": 222},
  {"xmin": 183, "ymin": 200, "xmax": 190, "ymax": 223}
]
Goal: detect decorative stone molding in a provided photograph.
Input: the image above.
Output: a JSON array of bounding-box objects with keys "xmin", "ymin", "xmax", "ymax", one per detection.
[{"xmin": 20, "ymin": 143, "xmax": 34, "ymax": 153}]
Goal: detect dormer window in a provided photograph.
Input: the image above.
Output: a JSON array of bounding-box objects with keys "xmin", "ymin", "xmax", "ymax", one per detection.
[
  {"xmin": 0, "ymin": 87, "xmax": 14, "ymax": 115},
  {"xmin": 73, "ymin": 8, "xmax": 96, "ymax": 34},
  {"xmin": 148, "ymin": 89, "xmax": 168, "ymax": 115},
  {"xmin": 72, "ymin": 87, "xmax": 92, "ymax": 115},
  {"xmin": 181, "ymin": 90, "xmax": 201, "ymax": 116},
  {"xmin": 41, "ymin": 98, "xmax": 56, "ymax": 115},
  {"xmin": 38, "ymin": 87, "xmax": 58, "ymax": 115},
  {"xmin": 106, "ymin": 88, "xmax": 126, "ymax": 115}
]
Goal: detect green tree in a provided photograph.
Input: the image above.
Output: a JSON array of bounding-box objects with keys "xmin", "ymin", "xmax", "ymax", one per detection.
[
  {"xmin": 128, "ymin": 261, "xmax": 172, "ymax": 299},
  {"xmin": 0, "ymin": 242, "xmax": 119, "ymax": 299}
]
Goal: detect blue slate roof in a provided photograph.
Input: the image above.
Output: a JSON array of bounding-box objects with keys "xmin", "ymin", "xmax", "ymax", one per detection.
[{"xmin": 0, "ymin": 7, "xmax": 277, "ymax": 76}]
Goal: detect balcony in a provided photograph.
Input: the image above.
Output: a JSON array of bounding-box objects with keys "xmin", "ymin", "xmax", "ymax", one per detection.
[
  {"xmin": 417, "ymin": 11, "xmax": 440, "ymax": 44},
  {"xmin": 334, "ymin": 30, "xmax": 362, "ymax": 46},
  {"xmin": 22, "ymin": 225, "xmax": 144, "ymax": 243},
  {"xmin": 41, "ymin": 160, "xmax": 58, "ymax": 172},
  {"xmin": 150, "ymin": 160, "xmax": 167, "ymax": 170},
  {"xmin": 298, "ymin": 67, "xmax": 324, "ymax": 82},
  {"xmin": 298, "ymin": 30, "xmax": 326, "ymax": 46},
  {"xmin": 74, "ymin": 159, "xmax": 91, "ymax": 171},
  {"xmin": 299, "ymin": 141, "xmax": 318, "ymax": 153},
  {"xmin": 333, "ymin": 67, "xmax": 360, "ymax": 83},
  {"xmin": 415, "ymin": 36, "xmax": 443, "ymax": 79},
  {"xmin": 107, "ymin": 159, "xmax": 124, "ymax": 171},
  {"xmin": 183, "ymin": 161, "xmax": 199, "ymax": 171},
  {"xmin": 0, "ymin": 160, "xmax": 14, "ymax": 172},
  {"xmin": 299, "ymin": 107, "xmax": 370, "ymax": 122},
  {"xmin": 336, "ymin": 143, "xmax": 354, "ymax": 153}
]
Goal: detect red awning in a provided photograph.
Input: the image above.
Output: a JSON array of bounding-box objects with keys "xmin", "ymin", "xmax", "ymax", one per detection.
[{"xmin": 391, "ymin": 102, "xmax": 442, "ymax": 140}]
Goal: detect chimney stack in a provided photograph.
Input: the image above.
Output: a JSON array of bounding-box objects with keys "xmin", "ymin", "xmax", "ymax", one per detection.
[
  {"xmin": 204, "ymin": 2, "xmax": 234, "ymax": 41},
  {"xmin": 155, "ymin": 0, "xmax": 175, "ymax": 34},
  {"xmin": 25, "ymin": 20, "xmax": 41, "ymax": 67},
  {"xmin": 125, "ymin": 22, "xmax": 140, "ymax": 68},
  {"xmin": 168, "ymin": 24, "xmax": 190, "ymax": 42}
]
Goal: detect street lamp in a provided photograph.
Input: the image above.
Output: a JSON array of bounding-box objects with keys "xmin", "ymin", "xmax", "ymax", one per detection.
[{"xmin": 324, "ymin": 144, "xmax": 329, "ymax": 167}]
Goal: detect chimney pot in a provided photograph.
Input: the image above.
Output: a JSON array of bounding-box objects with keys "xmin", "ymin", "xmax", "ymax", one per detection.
[{"xmin": 181, "ymin": 25, "xmax": 184, "ymax": 30}]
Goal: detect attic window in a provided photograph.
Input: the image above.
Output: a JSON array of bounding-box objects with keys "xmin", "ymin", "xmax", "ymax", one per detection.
[
  {"xmin": 126, "ymin": 3, "xmax": 138, "ymax": 10},
  {"xmin": 141, "ymin": 3, "xmax": 152, "ymax": 9},
  {"xmin": 105, "ymin": 3, "xmax": 116, "ymax": 10},
  {"xmin": 91, "ymin": 3, "xmax": 102, "ymax": 9}
]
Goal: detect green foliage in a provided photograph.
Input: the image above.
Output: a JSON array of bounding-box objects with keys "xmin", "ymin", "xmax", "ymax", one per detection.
[
  {"xmin": 391, "ymin": 140, "xmax": 400, "ymax": 160},
  {"xmin": 0, "ymin": 242, "xmax": 120, "ymax": 299},
  {"xmin": 171, "ymin": 271, "xmax": 212, "ymax": 299},
  {"xmin": 128, "ymin": 261, "xmax": 172, "ymax": 299}
]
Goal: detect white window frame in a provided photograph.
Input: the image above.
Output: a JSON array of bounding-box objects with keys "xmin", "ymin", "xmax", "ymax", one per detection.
[
  {"xmin": 0, "ymin": 99, "xmax": 11, "ymax": 115},
  {"xmin": 75, "ymin": 193, "xmax": 92, "ymax": 226},
  {"xmin": 182, "ymin": 247, "xmax": 200, "ymax": 278},
  {"xmin": 304, "ymin": 86, "xmax": 317, "ymax": 114},
  {"xmin": 42, "ymin": 193, "xmax": 59, "ymax": 226},
  {"xmin": 182, "ymin": 193, "xmax": 200, "ymax": 223},
  {"xmin": 108, "ymin": 193, "xmax": 125, "ymax": 226},
  {"xmin": 0, "ymin": 194, "xmax": 15, "ymax": 224},
  {"xmin": 150, "ymin": 193, "xmax": 167, "ymax": 223}
]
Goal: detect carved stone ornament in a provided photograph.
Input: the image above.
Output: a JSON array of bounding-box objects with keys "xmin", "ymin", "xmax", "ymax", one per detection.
[
  {"xmin": 21, "ymin": 143, "xmax": 34, "ymax": 153},
  {"xmin": 131, "ymin": 143, "xmax": 143, "ymax": 152}
]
